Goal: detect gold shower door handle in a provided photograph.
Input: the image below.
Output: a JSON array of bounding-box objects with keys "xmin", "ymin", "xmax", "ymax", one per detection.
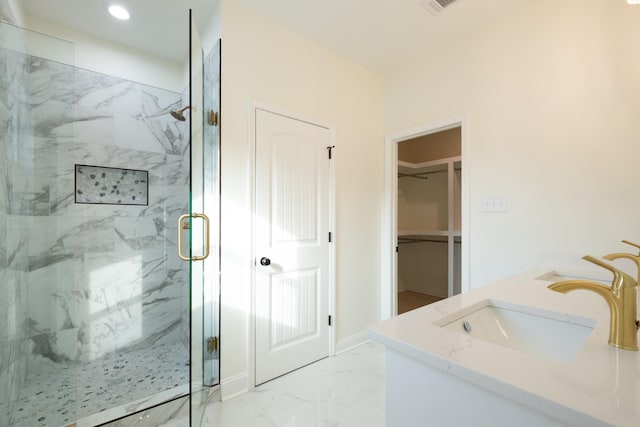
[{"xmin": 178, "ymin": 213, "xmax": 210, "ymax": 261}]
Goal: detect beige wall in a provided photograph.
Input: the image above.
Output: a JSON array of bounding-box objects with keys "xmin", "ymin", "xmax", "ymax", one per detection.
[
  {"xmin": 219, "ymin": 0, "xmax": 384, "ymax": 394},
  {"xmin": 398, "ymin": 172, "xmax": 449, "ymax": 231},
  {"xmin": 385, "ymin": 0, "xmax": 640, "ymax": 288},
  {"xmin": 398, "ymin": 242, "xmax": 449, "ymax": 298}
]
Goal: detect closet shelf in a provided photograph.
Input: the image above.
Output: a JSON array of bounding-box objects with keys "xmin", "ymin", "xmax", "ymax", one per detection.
[{"xmin": 398, "ymin": 230, "xmax": 460, "ymax": 237}]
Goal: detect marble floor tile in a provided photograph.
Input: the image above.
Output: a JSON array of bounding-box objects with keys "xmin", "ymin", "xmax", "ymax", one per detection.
[
  {"xmin": 2, "ymin": 340, "xmax": 384, "ymax": 427},
  {"xmin": 202, "ymin": 341, "xmax": 385, "ymax": 427}
]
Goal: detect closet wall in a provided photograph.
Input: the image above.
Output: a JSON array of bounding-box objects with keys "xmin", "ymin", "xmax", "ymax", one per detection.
[{"xmin": 397, "ymin": 127, "xmax": 462, "ymax": 301}]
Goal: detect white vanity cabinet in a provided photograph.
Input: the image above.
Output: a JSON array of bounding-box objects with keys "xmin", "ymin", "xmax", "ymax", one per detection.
[{"xmin": 384, "ymin": 347, "xmax": 580, "ymax": 427}]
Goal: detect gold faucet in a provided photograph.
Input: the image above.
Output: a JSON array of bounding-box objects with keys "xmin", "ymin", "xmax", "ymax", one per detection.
[{"xmin": 548, "ymin": 253, "xmax": 639, "ymax": 351}]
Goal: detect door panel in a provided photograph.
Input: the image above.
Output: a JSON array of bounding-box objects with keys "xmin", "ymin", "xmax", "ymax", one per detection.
[
  {"xmin": 255, "ymin": 109, "xmax": 330, "ymax": 385},
  {"xmin": 270, "ymin": 268, "xmax": 319, "ymax": 349}
]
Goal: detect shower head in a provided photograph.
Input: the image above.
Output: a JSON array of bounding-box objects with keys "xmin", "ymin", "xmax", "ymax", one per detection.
[{"xmin": 170, "ymin": 106, "xmax": 191, "ymax": 121}]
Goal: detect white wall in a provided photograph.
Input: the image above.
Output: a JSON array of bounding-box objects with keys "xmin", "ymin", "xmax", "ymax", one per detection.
[
  {"xmin": 21, "ymin": 16, "xmax": 184, "ymax": 92},
  {"xmin": 219, "ymin": 0, "xmax": 384, "ymax": 396},
  {"xmin": 384, "ymin": 0, "xmax": 640, "ymax": 288}
]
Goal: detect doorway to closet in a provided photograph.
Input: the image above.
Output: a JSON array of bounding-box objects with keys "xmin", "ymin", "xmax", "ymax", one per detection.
[{"xmin": 396, "ymin": 127, "xmax": 462, "ymax": 314}]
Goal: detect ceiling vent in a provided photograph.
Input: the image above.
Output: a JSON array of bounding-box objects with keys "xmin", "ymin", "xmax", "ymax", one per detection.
[{"xmin": 420, "ymin": 0, "xmax": 461, "ymax": 15}]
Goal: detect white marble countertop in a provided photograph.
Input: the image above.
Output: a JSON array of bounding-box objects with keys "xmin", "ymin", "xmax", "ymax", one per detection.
[{"xmin": 368, "ymin": 268, "xmax": 640, "ymax": 427}]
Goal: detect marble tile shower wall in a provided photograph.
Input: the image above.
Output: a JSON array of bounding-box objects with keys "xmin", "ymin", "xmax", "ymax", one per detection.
[
  {"xmin": 1, "ymin": 47, "xmax": 191, "ymax": 393},
  {"xmin": 0, "ymin": 45, "xmax": 31, "ymax": 425}
]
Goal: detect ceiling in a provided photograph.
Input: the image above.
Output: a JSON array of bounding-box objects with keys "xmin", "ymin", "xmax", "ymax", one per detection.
[
  {"xmin": 17, "ymin": 0, "xmax": 530, "ymax": 74},
  {"xmin": 235, "ymin": 0, "xmax": 530, "ymax": 74}
]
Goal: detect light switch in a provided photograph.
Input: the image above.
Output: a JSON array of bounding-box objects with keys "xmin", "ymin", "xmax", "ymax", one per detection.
[{"xmin": 482, "ymin": 196, "xmax": 508, "ymax": 213}]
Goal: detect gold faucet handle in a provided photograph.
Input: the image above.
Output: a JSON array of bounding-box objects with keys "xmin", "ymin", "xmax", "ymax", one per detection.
[
  {"xmin": 603, "ymin": 242, "xmax": 640, "ymax": 283},
  {"xmin": 603, "ymin": 251, "xmax": 640, "ymax": 265},
  {"xmin": 622, "ymin": 240, "xmax": 640, "ymax": 255},
  {"xmin": 583, "ymin": 255, "xmax": 637, "ymax": 291}
]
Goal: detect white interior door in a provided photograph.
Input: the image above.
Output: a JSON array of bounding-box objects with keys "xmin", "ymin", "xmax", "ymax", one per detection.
[{"xmin": 255, "ymin": 108, "xmax": 331, "ymax": 385}]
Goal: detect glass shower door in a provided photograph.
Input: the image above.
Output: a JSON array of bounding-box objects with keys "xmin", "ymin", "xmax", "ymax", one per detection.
[{"xmin": 202, "ymin": 39, "xmax": 221, "ymax": 389}]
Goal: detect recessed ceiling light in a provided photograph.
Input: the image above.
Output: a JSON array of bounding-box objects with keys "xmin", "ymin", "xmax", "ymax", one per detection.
[
  {"xmin": 108, "ymin": 4, "xmax": 130, "ymax": 20},
  {"xmin": 628, "ymin": 0, "xmax": 640, "ymax": 4}
]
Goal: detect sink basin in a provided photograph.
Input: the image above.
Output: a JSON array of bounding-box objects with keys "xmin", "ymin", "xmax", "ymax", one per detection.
[{"xmin": 434, "ymin": 300, "xmax": 596, "ymax": 363}]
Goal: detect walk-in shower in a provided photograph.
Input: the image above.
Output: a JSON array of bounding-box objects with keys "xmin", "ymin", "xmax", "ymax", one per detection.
[{"xmin": 0, "ymin": 15, "xmax": 220, "ymax": 426}]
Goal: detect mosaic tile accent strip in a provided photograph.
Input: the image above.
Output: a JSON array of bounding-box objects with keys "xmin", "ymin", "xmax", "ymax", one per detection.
[{"xmin": 75, "ymin": 165, "xmax": 148, "ymax": 206}]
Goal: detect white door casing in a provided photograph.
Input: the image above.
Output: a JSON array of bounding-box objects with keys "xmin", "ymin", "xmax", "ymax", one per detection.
[{"xmin": 254, "ymin": 108, "xmax": 332, "ymax": 385}]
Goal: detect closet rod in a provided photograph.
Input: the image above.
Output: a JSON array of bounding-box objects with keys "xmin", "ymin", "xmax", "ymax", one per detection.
[
  {"xmin": 398, "ymin": 173, "xmax": 430, "ymax": 180},
  {"xmin": 398, "ymin": 238, "xmax": 448, "ymax": 244},
  {"xmin": 398, "ymin": 167, "xmax": 462, "ymax": 180}
]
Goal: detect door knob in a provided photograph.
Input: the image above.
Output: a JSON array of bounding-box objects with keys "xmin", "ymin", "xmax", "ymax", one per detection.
[{"xmin": 260, "ymin": 257, "xmax": 271, "ymax": 266}]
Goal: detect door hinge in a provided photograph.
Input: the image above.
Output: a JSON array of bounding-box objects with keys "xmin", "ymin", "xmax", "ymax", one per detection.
[
  {"xmin": 207, "ymin": 336, "xmax": 218, "ymax": 353},
  {"xmin": 327, "ymin": 145, "xmax": 335, "ymax": 159},
  {"xmin": 329, "ymin": 232, "xmax": 332, "ymax": 243},
  {"xmin": 328, "ymin": 315, "xmax": 332, "ymax": 326},
  {"xmin": 208, "ymin": 110, "xmax": 219, "ymax": 127},
  {"xmin": 396, "ymin": 246, "xmax": 399, "ymax": 253}
]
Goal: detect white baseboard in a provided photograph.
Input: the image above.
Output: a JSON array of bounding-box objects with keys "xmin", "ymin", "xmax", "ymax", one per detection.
[
  {"xmin": 220, "ymin": 372, "xmax": 249, "ymax": 401},
  {"xmin": 335, "ymin": 331, "xmax": 370, "ymax": 354}
]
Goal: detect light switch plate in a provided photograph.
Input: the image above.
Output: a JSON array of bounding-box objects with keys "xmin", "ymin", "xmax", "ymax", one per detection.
[{"xmin": 482, "ymin": 196, "xmax": 508, "ymax": 213}]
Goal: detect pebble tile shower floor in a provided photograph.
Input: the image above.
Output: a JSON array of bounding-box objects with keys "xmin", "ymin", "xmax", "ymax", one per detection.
[{"xmin": 1, "ymin": 341, "xmax": 188, "ymax": 427}]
